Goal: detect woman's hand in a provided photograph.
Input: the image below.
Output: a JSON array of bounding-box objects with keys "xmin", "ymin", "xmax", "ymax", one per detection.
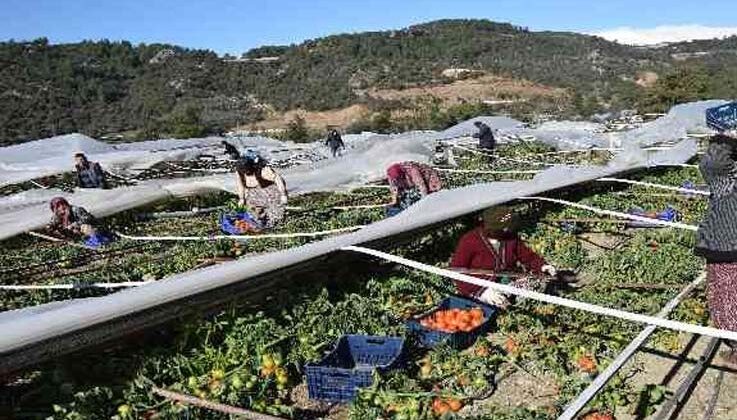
[
  {"xmin": 478, "ymin": 288, "xmax": 509, "ymax": 308},
  {"xmin": 280, "ymin": 195, "xmax": 288, "ymax": 205}
]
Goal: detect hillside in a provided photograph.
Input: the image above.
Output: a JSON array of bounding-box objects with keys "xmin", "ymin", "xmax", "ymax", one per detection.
[{"xmin": 1, "ymin": 19, "xmax": 736, "ymax": 144}]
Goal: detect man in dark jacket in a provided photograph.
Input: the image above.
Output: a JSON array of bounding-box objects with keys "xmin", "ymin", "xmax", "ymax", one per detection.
[
  {"xmin": 325, "ymin": 129, "xmax": 345, "ymax": 158},
  {"xmin": 222, "ymin": 141, "xmax": 241, "ymax": 160},
  {"xmin": 74, "ymin": 153, "xmax": 108, "ymax": 189},
  {"xmin": 473, "ymin": 121, "xmax": 496, "ymax": 152}
]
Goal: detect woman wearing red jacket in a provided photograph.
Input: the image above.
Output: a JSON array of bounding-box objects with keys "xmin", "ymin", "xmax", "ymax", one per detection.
[{"xmin": 450, "ymin": 206, "xmax": 556, "ymax": 306}]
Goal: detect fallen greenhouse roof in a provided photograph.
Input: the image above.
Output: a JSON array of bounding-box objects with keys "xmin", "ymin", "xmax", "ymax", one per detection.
[{"xmin": 0, "ymin": 137, "xmax": 698, "ymax": 376}]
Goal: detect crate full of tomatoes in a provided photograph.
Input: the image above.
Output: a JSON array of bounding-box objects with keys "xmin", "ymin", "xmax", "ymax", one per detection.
[
  {"xmin": 219, "ymin": 212, "xmax": 263, "ymax": 235},
  {"xmin": 405, "ymin": 296, "xmax": 498, "ymax": 349}
]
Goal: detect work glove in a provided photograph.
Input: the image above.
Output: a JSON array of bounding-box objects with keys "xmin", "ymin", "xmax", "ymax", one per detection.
[
  {"xmin": 478, "ymin": 288, "xmax": 509, "ymax": 308},
  {"xmin": 541, "ymin": 264, "xmax": 557, "ymax": 277}
]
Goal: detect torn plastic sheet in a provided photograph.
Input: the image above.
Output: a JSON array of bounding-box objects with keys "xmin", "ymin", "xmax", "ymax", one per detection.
[
  {"xmin": 0, "ymin": 100, "xmax": 714, "ymax": 241},
  {"xmin": 0, "ymin": 100, "xmax": 719, "ymax": 188}
]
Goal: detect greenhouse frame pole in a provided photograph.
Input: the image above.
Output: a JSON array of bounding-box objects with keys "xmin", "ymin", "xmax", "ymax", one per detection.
[{"xmin": 558, "ymin": 272, "xmax": 706, "ymax": 420}]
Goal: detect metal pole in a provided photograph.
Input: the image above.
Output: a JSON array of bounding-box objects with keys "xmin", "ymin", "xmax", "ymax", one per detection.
[{"xmin": 558, "ymin": 272, "xmax": 706, "ymax": 419}]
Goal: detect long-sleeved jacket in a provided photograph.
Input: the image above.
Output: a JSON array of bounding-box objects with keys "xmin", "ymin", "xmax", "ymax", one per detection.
[
  {"xmin": 49, "ymin": 206, "xmax": 95, "ymax": 235},
  {"xmin": 76, "ymin": 162, "xmax": 108, "ymax": 189},
  {"xmin": 473, "ymin": 123, "xmax": 496, "ymax": 150},
  {"xmin": 696, "ymin": 137, "xmax": 737, "ymax": 262},
  {"xmin": 450, "ymin": 228, "xmax": 546, "ymax": 296},
  {"xmin": 223, "ymin": 142, "xmax": 241, "ymax": 160},
  {"xmin": 325, "ymin": 131, "xmax": 345, "ymax": 150}
]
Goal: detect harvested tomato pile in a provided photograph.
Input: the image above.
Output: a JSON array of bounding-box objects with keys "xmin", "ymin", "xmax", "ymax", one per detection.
[
  {"xmin": 419, "ymin": 307, "xmax": 485, "ymax": 333},
  {"xmin": 431, "ymin": 397, "xmax": 464, "ymax": 415},
  {"xmin": 234, "ymin": 219, "xmax": 259, "ymax": 233}
]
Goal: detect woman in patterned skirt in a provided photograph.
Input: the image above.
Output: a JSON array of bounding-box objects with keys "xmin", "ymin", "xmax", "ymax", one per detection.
[
  {"xmin": 695, "ymin": 133, "xmax": 737, "ymax": 364},
  {"xmin": 385, "ymin": 161, "xmax": 443, "ymax": 216},
  {"xmin": 234, "ymin": 155, "xmax": 288, "ymax": 229}
]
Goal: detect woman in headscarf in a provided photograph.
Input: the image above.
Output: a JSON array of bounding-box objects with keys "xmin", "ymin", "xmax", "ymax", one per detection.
[
  {"xmin": 449, "ymin": 206, "xmax": 559, "ymax": 306},
  {"xmin": 74, "ymin": 153, "xmax": 108, "ymax": 189},
  {"xmin": 47, "ymin": 197, "xmax": 97, "ymax": 239},
  {"xmin": 385, "ymin": 161, "xmax": 442, "ymax": 216},
  {"xmin": 234, "ymin": 154, "xmax": 288, "ymax": 229},
  {"xmin": 695, "ymin": 130, "xmax": 737, "ymax": 365}
]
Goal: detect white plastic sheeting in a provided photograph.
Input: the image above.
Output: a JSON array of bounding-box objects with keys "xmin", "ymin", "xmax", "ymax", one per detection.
[
  {"xmin": 0, "ymin": 100, "xmax": 717, "ymax": 241},
  {"xmin": 0, "ymin": 140, "xmax": 696, "ymax": 356},
  {"xmin": 1, "ymin": 100, "xmax": 719, "ymax": 188},
  {"xmin": 0, "ymin": 134, "xmax": 215, "ymax": 187},
  {"xmin": 0, "ymin": 131, "xmax": 436, "ymax": 241}
]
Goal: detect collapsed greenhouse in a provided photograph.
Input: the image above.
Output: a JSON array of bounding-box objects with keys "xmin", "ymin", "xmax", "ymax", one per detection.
[{"xmin": 1, "ymin": 100, "xmax": 735, "ymax": 419}]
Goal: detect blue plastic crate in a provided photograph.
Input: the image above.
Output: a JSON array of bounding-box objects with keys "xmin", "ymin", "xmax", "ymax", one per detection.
[
  {"xmin": 219, "ymin": 212, "xmax": 263, "ymax": 235},
  {"xmin": 706, "ymin": 102, "xmax": 737, "ymax": 133},
  {"xmin": 405, "ymin": 296, "xmax": 497, "ymax": 349},
  {"xmin": 627, "ymin": 206, "xmax": 678, "ymax": 228},
  {"xmin": 305, "ymin": 335, "xmax": 404, "ymax": 403}
]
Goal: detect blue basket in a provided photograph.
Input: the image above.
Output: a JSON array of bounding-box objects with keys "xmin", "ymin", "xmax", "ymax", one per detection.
[
  {"xmin": 219, "ymin": 212, "xmax": 263, "ymax": 235},
  {"xmin": 627, "ymin": 206, "xmax": 678, "ymax": 228},
  {"xmin": 706, "ymin": 102, "xmax": 737, "ymax": 132},
  {"xmin": 305, "ymin": 335, "xmax": 404, "ymax": 402},
  {"xmin": 405, "ymin": 296, "xmax": 497, "ymax": 350},
  {"xmin": 84, "ymin": 232, "xmax": 113, "ymax": 248}
]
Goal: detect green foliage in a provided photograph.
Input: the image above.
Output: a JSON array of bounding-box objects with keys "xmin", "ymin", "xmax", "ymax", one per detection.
[
  {"xmin": 5, "ymin": 20, "xmax": 737, "ymax": 144},
  {"xmin": 168, "ymin": 105, "xmax": 208, "ymax": 139},
  {"xmin": 281, "ymin": 115, "xmax": 311, "ymax": 142},
  {"xmin": 642, "ymin": 66, "xmax": 710, "ymax": 112},
  {"xmin": 0, "ymin": 132, "xmax": 718, "ymax": 420}
]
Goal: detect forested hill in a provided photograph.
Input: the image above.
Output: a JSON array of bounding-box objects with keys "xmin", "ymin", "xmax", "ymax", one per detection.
[{"xmin": 1, "ymin": 19, "xmax": 735, "ymax": 145}]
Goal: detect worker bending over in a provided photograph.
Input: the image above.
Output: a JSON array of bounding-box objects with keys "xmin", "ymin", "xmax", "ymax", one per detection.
[
  {"xmin": 74, "ymin": 153, "xmax": 108, "ymax": 189},
  {"xmin": 385, "ymin": 161, "xmax": 443, "ymax": 216},
  {"xmin": 450, "ymin": 206, "xmax": 559, "ymax": 306},
  {"xmin": 234, "ymin": 154, "xmax": 288, "ymax": 229}
]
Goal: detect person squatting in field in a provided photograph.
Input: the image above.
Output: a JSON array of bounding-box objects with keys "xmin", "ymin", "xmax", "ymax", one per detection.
[
  {"xmin": 234, "ymin": 154, "xmax": 288, "ymax": 229},
  {"xmin": 385, "ymin": 161, "xmax": 443, "ymax": 217},
  {"xmin": 47, "ymin": 197, "xmax": 98, "ymax": 240},
  {"xmin": 74, "ymin": 153, "xmax": 108, "ymax": 189},
  {"xmin": 449, "ymin": 206, "xmax": 560, "ymax": 307},
  {"xmin": 222, "ymin": 141, "xmax": 241, "ymax": 161},
  {"xmin": 695, "ymin": 127, "xmax": 737, "ymax": 366},
  {"xmin": 473, "ymin": 121, "xmax": 496, "ymax": 151}
]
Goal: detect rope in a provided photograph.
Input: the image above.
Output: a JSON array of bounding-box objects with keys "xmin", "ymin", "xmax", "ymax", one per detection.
[
  {"xmin": 104, "ymin": 170, "xmax": 138, "ymax": 183},
  {"xmin": 519, "ymin": 197, "xmax": 699, "ymax": 231},
  {"xmin": 115, "ymin": 225, "xmax": 364, "ymax": 242},
  {"xmin": 559, "ymin": 272, "xmax": 706, "ymax": 419},
  {"xmin": 597, "ymin": 178, "xmax": 710, "ymax": 196},
  {"xmin": 451, "ymin": 144, "xmax": 553, "ymax": 167},
  {"xmin": 286, "ymin": 204, "xmax": 390, "ymax": 211},
  {"xmin": 0, "ymin": 281, "xmax": 152, "ymax": 291},
  {"xmin": 137, "ymin": 206, "xmax": 228, "ymax": 220},
  {"xmin": 152, "ymin": 386, "xmax": 285, "ymax": 420},
  {"xmin": 166, "ymin": 162, "xmax": 230, "ymax": 173},
  {"xmin": 29, "ymin": 180, "xmax": 50, "ymax": 190},
  {"xmin": 435, "ymin": 168, "xmax": 541, "ymax": 175},
  {"xmin": 342, "ymin": 246, "xmax": 737, "ymax": 342},
  {"xmin": 27, "ymin": 231, "xmax": 100, "ymax": 251}
]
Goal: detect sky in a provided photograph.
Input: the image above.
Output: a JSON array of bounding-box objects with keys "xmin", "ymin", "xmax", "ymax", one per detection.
[{"xmin": 2, "ymin": 0, "xmax": 737, "ymax": 55}]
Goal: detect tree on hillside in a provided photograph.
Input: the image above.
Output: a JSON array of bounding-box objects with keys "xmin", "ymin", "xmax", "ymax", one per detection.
[
  {"xmin": 169, "ymin": 105, "xmax": 207, "ymax": 138},
  {"xmin": 642, "ymin": 66, "xmax": 709, "ymax": 112},
  {"xmin": 284, "ymin": 115, "xmax": 310, "ymax": 142}
]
